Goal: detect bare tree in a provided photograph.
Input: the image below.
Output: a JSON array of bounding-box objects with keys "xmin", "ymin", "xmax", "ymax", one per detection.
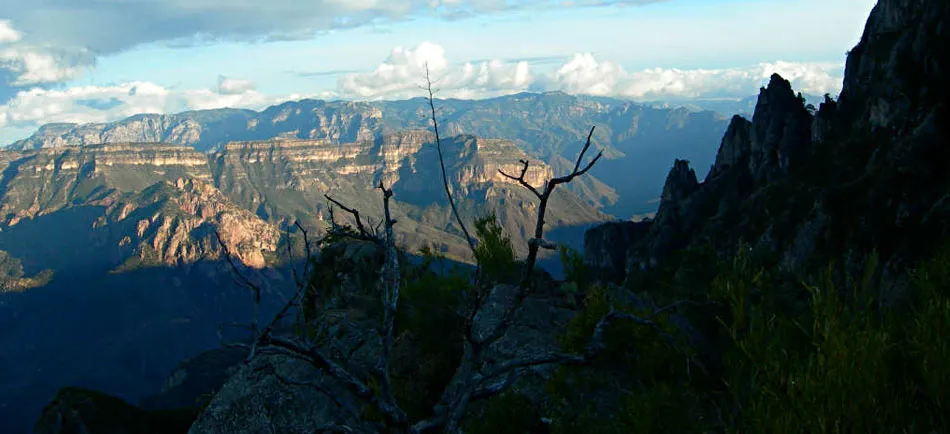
[
  {"xmin": 498, "ymin": 126, "xmax": 601, "ymax": 287},
  {"xmin": 424, "ymin": 62, "xmax": 477, "ymax": 259},
  {"xmin": 214, "ymin": 221, "xmax": 313, "ymax": 360},
  {"xmin": 211, "ymin": 76, "xmax": 694, "ymax": 434}
]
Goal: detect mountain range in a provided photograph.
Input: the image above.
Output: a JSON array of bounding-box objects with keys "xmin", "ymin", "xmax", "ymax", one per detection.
[
  {"xmin": 3, "ymin": 0, "xmax": 947, "ymax": 430},
  {"xmin": 0, "ymin": 90, "xmax": 733, "ymax": 433},
  {"xmin": 17, "ymin": 0, "xmax": 947, "ymax": 432}
]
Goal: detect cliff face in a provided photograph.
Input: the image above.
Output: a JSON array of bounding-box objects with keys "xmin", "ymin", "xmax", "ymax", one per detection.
[
  {"xmin": 747, "ymin": 75, "xmax": 813, "ymax": 182},
  {"xmin": 0, "ymin": 129, "xmax": 605, "ymax": 271},
  {"xmin": 839, "ymin": 0, "xmax": 948, "ymax": 133},
  {"xmin": 586, "ymin": 0, "xmax": 950, "ymax": 288},
  {"xmin": 0, "ymin": 143, "xmax": 274, "ymax": 272},
  {"xmin": 125, "ymin": 178, "xmax": 281, "ymax": 269},
  {"xmin": 0, "ymin": 143, "xmax": 211, "ymax": 227},
  {"xmin": 209, "ymin": 131, "xmax": 601, "ymax": 260}
]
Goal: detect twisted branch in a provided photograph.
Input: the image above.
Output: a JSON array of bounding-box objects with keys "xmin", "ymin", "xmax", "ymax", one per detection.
[
  {"xmin": 424, "ymin": 62, "xmax": 477, "ymax": 259},
  {"xmin": 498, "ymin": 125, "xmax": 602, "ymax": 288}
]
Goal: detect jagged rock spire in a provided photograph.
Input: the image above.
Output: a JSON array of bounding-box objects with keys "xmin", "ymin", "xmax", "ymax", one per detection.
[{"xmin": 749, "ymin": 73, "xmax": 813, "ymax": 182}]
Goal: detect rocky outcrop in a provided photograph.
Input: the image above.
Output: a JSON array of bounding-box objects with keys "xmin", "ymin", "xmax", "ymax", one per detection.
[
  {"xmin": 748, "ymin": 74, "xmax": 813, "ymax": 182},
  {"xmin": 187, "ymin": 348, "xmax": 372, "ymax": 434},
  {"xmin": 710, "ymin": 115, "xmax": 752, "ymax": 177},
  {"xmin": 838, "ymin": 0, "xmax": 949, "ymax": 133},
  {"xmin": 583, "ymin": 220, "xmax": 651, "ymax": 281},
  {"xmin": 132, "ymin": 178, "xmax": 280, "ymax": 269},
  {"xmin": 188, "ymin": 240, "xmax": 578, "ymax": 434},
  {"xmin": 189, "ymin": 240, "xmax": 387, "ymax": 434},
  {"xmin": 658, "ymin": 159, "xmax": 698, "ymax": 206},
  {"xmin": 585, "ymin": 0, "xmax": 950, "ymax": 289},
  {"xmin": 811, "ymin": 94, "xmax": 838, "ymax": 144}
]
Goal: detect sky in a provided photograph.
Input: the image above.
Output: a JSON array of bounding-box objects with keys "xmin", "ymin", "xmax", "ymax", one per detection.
[{"xmin": 0, "ymin": 0, "xmax": 878, "ymax": 144}]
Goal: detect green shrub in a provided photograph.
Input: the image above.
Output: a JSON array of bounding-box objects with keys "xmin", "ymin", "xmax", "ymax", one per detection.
[
  {"xmin": 391, "ymin": 258, "xmax": 470, "ymax": 420},
  {"xmin": 546, "ymin": 242, "xmax": 950, "ymax": 434},
  {"xmin": 559, "ymin": 245, "xmax": 589, "ymax": 288},
  {"xmin": 548, "ymin": 285, "xmax": 701, "ymax": 433},
  {"xmin": 474, "ymin": 212, "xmax": 519, "ymax": 284}
]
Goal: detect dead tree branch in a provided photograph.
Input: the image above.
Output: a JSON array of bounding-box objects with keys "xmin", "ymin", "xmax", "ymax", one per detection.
[
  {"xmin": 498, "ymin": 125, "xmax": 602, "ymax": 288},
  {"xmin": 214, "ymin": 230, "xmax": 263, "ymax": 358},
  {"xmin": 375, "ymin": 180, "xmax": 400, "ymax": 416},
  {"xmin": 455, "ymin": 126, "xmax": 603, "ymax": 382},
  {"xmin": 424, "ymin": 63, "xmax": 477, "ymax": 259},
  {"xmin": 324, "ymin": 193, "xmax": 371, "ymax": 238},
  {"xmin": 215, "ymin": 219, "xmax": 319, "ymax": 361},
  {"xmin": 257, "ymin": 221, "xmax": 314, "ymax": 340},
  {"xmin": 424, "ymin": 299, "xmax": 698, "ymax": 433}
]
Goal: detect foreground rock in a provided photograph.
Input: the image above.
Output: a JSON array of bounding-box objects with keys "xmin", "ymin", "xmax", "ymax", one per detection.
[{"xmin": 187, "ymin": 240, "xmax": 581, "ymax": 433}]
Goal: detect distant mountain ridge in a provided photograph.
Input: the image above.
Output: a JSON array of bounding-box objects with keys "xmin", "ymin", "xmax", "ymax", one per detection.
[{"xmin": 8, "ymin": 92, "xmax": 730, "ymax": 218}]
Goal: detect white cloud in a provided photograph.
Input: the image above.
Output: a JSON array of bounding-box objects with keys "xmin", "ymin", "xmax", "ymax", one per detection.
[
  {"xmin": 549, "ymin": 54, "xmax": 844, "ymax": 99},
  {"xmin": 0, "ymin": 81, "xmax": 277, "ymax": 129},
  {"xmin": 217, "ymin": 75, "xmax": 256, "ymax": 95},
  {"xmin": 0, "ymin": 21, "xmax": 93, "ymax": 86},
  {"xmin": 339, "ymin": 41, "xmax": 533, "ymax": 99},
  {"xmin": 0, "ymin": 21, "xmax": 22, "ymax": 43},
  {"xmin": 549, "ymin": 53, "xmax": 625, "ymax": 96},
  {"xmin": 0, "ymin": 43, "xmax": 845, "ymax": 139},
  {"xmin": 339, "ymin": 43, "xmax": 844, "ymax": 100}
]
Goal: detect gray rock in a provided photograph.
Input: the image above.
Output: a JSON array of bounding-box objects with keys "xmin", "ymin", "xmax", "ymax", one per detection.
[
  {"xmin": 749, "ymin": 74, "xmax": 813, "ymax": 182},
  {"xmin": 186, "ymin": 349, "xmax": 369, "ymax": 434},
  {"xmin": 583, "ymin": 220, "xmax": 651, "ymax": 283}
]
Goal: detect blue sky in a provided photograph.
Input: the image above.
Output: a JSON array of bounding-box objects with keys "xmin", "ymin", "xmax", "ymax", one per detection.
[{"xmin": 0, "ymin": 0, "xmax": 877, "ymax": 144}]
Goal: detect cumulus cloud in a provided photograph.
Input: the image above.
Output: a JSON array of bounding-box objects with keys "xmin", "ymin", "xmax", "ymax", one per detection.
[
  {"xmin": 338, "ymin": 43, "xmax": 844, "ymax": 100},
  {"xmin": 0, "ymin": 81, "xmax": 275, "ymax": 130},
  {"xmin": 339, "ymin": 42, "xmax": 533, "ymax": 99},
  {"xmin": 0, "ymin": 42, "xmax": 845, "ymax": 141},
  {"xmin": 217, "ymin": 76, "xmax": 256, "ymax": 95},
  {"xmin": 0, "ymin": 21, "xmax": 21, "ymax": 43},
  {"xmin": 546, "ymin": 54, "xmax": 844, "ymax": 99}
]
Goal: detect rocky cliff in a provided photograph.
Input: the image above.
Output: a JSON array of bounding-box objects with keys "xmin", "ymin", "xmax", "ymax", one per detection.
[
  {"xmin": 207, "ymin": 131, "xmax": 604, "ymax": 260},
  {"xmin": 0, "ymin": 143, "xmax": 277, "ymax": 273},
  {"xmin": 585, "ymin": 0, "xmax": 950, "ymax": 295},
  {"xmin": 0, "ymin": 128, "xmax": 606, "ymax": 273}
]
